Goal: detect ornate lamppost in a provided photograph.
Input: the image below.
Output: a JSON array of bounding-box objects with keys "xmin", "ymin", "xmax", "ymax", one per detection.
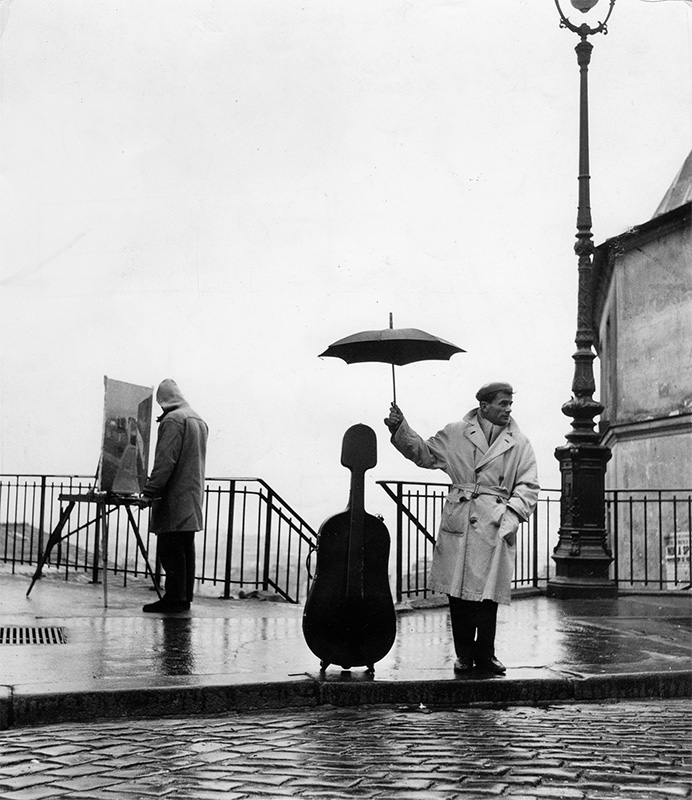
[{"xmin": 547, "ymin": 0, "xmax": 618, "ymax": 599}]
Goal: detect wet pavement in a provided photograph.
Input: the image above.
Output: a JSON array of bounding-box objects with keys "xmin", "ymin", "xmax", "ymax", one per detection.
[{"xmin": 0, "ymin": 567, "xmax": 690, "ymax": 730}]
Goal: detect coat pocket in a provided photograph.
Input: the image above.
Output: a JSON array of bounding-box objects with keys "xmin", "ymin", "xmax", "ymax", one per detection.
[
  {"xmin": 440, "ymin": 496, "xmax": 467, "ymax": 534},
  {"xmin": 498, "ymin": 506, "xmax": 521, "ymax": 546}
]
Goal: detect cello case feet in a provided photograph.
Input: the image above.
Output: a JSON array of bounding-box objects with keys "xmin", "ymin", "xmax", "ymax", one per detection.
[
  {"xmin": 319, "ymin": 660, "xmax": 329, "ymax": 672},
  {"xmin": 366, "ymin": 664, "xmax": 375, "ymax": 674}
]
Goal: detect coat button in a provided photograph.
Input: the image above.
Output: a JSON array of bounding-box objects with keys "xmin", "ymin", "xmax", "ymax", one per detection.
[
  {"xmin": 496, "ymin": 497, "xmax": 502, "ymax": 504},
  {"xmin": 469, "ymin": 516, "xmax": 478, "ymax": 524}
]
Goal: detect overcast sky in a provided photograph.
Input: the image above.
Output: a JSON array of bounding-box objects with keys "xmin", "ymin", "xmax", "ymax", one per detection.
[{"xmin": 0, "ymin": 0, "xmax": 690, "ymax": 528}]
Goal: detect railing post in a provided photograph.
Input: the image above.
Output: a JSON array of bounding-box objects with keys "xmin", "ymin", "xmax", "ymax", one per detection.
[
  {"xmin": 687, "ymin": 494, "xmax": 692, "ymax": 589},
  {"xmin": 658, "ymin": 490, "xmax": 664, "ymax": 591},
  {"xmin": 532, "ymin": 508, "xmax": 539, "ymax": 589},
  {"xmin": 672, "ymin": 497, "xmax": 679, "ymax": 586},
  {"xmin": 396, "ymin": 483, "xmax": 403, "ymax": 603},
  {"xmin": 36, "ymin": 476, "xmax": 47, "ymax": 577},
  {"xmin": 223, "ymin": 480, "xmax": 236, "ymax": 599},
  {"xmin": 262, "ymin": 487, "xmax": 273, "ymax": 592},
  {"xmin": 91, "ymin": 504, "xmax": 101, "ymax": 585},
  {"xmin": 611, "ymin": 490, "xmax": 619, "ymax": 584},
  {"xmin": 643, "ymin": 495, "xmax": 649, "ymax": 587}
]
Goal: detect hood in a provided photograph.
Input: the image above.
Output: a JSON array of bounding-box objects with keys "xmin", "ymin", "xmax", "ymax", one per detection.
[{"xmin": 156, "ymin": 379, "xmax": 187, "ymax": 411}]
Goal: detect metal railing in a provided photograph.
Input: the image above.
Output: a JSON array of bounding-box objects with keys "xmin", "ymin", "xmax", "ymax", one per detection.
[
  {"xmin": 3, "ymin": 474, "xmax": 690, "ymax": 605},
  {"xmin": 608, "ymin": 489, "xmax": 692, "ymax": 592},
  {"xmin": 0, "ymin": 475, "xmax": 318, "ymax": 604},
  {"xmin": 201, "ymin": 478, "xmax": 317, "ymax": 603},
  {"xmin": 377, "ymin": 481, "xmax": 691, "ymax": 601}
]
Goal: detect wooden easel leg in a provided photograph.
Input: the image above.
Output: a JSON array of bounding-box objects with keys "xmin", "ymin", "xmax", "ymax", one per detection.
[
  {"xmin": 27, "ymin": 501, "xmax": 76, "ymax": 597},
  {"xmin": 125, "ymin": 505, "xmax": 163, "ymax": 599},
  {"xmin": 99, "ymin": 503, "xmax": 109, "ymax": 608}
]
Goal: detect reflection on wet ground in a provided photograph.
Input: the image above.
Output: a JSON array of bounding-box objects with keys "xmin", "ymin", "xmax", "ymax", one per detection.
[
  {"xmin": 160, "ymin": 616, "xmax": 195, "ymax": 675},
  {"xmin": 1, "ymin": 571, "xmax": 690, "ymax": 688}
]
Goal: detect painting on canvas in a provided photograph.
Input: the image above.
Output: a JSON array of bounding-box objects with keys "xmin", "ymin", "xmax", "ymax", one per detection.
[{"xmin": 98, "ymin": 377, "xmax": 153, "ymax": 495}]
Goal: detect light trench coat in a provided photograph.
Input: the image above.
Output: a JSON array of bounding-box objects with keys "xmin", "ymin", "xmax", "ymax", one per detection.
[{"xmin": 392, "ymin": 409, "xmax": 539, "ymax": 605}]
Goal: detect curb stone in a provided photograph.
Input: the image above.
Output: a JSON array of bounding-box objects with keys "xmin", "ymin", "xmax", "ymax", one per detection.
[{"xmin": 3, "ymin": 669, "xmax": 690, "ymax": 730}]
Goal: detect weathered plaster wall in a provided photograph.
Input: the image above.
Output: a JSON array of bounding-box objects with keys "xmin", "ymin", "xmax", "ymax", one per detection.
[
  {"xmin": 614, "ymin": 224, "xmax": 692, "ymax": 423},
  {"xmin": 595, "ymin": 210, "xmax": 692, "ymax": 493}
]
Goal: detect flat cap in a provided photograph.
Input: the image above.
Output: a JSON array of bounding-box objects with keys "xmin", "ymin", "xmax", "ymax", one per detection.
[{"xmin": 475, "ymin": 381, "xmax": 514, "ymax": 403}]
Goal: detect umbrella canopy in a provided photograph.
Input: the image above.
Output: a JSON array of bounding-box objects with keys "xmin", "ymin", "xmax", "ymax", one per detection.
[
  {"xmin": 319, "ymin": 320, "xmax": 465, "ymax": 404},
  {"xmin": 319, "ymin": 327, "xmax": 465, "ymax": 366}
]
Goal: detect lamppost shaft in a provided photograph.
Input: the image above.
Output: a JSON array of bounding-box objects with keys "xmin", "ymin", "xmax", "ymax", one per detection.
[
  {"xmin": 547, "ymin": 14, "xmax": 616, "ymax": 600},
  {"xmin": 576, "ymin": 40, "xmax": 593, "ymax": 248},
  {"xmin": 563, "ymin": 37, "xmax": 603, "ymax": 443}
]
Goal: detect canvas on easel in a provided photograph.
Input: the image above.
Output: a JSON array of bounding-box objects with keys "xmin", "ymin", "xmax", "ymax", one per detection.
[
  {"xmin": 27, "ymin": 377, "xmax": 162, "ymax": 604},
  {"xmin": 98, "ymin": 377, "xmax": 153, "ymax": 495}
]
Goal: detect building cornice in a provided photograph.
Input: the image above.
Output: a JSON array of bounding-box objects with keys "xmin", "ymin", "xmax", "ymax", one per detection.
[
  {"xmin": 601, "ymin": 411, "xmax": 692, "ymax": 449},
  {"xmin": 592, "ymin": 202, "xmax": 691, "ymax": 329}
]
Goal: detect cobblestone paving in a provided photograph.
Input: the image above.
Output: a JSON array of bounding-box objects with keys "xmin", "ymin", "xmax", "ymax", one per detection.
[{"xmin": 0, "ymin": 700, "xmax": 689, "ymax": 799}]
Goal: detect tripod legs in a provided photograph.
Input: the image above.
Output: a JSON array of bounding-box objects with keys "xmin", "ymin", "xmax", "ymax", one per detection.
[{"xmin": 26, "ymin": 501, "xmax": 76, "ymax": 597}]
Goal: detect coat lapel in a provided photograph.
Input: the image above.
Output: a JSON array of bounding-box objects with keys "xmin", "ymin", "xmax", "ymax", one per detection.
[
  {"xmin": 464, "ymin": 418, "xmax": 488, "ymax": 456},
  {"xmin": 476, "ymin": 428, "xmax": 515, "ymax": 469}
]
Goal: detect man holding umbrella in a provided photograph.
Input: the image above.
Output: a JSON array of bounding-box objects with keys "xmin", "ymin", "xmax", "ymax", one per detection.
[{"xmin": 385, "ymin": 382, "xmax": 539, "ymax": 675}]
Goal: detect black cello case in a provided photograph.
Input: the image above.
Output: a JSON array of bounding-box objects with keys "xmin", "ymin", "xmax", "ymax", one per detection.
[{"xmin": 302, "ymin": 424, "xmax": 397, "ymax": 672}]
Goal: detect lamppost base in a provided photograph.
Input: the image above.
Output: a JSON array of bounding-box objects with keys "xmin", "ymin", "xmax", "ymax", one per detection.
[
  {"xmin": 546, "ymin": 575, "xmax": 617, "ymax": 599},
  {"xmin": 550, "ymin": 442, "xmax": 616, "ymax": 599}
]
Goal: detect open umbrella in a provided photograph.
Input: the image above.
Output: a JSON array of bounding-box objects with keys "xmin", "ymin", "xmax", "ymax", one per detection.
[{"xmin": 319, "ymin": 314, "xmax": 465, "ymax": 403}]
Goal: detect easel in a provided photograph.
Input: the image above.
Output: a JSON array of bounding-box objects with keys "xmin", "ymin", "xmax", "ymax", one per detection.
[{"xmin": 27, "ymin": 491, "xmax": 162, "ymax": 607}]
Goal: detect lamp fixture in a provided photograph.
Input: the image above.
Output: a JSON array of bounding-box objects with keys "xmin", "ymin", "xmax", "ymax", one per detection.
[
  {"xmin": 571, "ymin": 0, "xmax": 599, "ymax": 12},
  {"xmin": 555, "ymin": 0, "xmax": 615, "ymax": 36}
]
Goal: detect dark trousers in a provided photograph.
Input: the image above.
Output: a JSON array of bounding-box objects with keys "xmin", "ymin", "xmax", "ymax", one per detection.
[
  {"xmin": 157, "ymin": 531, "xmax": 196, "ymax": 603},
  {"xmin": 448, "ymin": 596, "xmax": 498, "ymax": 661}
]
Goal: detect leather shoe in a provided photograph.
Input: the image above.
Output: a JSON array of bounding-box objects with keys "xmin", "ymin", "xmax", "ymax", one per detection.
[
  {"xmin": 453, "ymin": 656, "xmax": 474, "ymax": 673},
  {"xmin": 474, "ymin": 656, "xmax": 506, "ymax": 675},
  {"xmin": 142, "ymin": 598, "xmax": 190, "ymax": 613}
]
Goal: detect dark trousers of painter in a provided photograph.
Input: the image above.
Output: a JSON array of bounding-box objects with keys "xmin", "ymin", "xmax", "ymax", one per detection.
[
  {"xmin": 448, "ymin": 596, "xmax": 498, "ymax": 661},
  {"xmin": 157, "ymin": 531, "xmax": 196, "ymax": 603}
]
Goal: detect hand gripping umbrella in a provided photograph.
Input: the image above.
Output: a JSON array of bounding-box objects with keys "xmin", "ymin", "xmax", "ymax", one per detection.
[{"xmin": 319, "ymin": 314, "xmax": 465, "ymax": 403}]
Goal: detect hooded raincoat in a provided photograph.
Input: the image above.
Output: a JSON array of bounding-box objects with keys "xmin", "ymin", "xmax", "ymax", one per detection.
[
  {"xmin": 392, "ymin": 409, "xmax": 539, "ymax": 605},
  {"xmin": 143, "ymin": 380, "xmax": 209, "ymax": 534}
]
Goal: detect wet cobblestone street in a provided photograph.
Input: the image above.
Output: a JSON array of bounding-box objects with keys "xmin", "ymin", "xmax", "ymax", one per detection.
[{"xmin": 0, "ymin": 700, "xmax": 689, "ymax": 799}]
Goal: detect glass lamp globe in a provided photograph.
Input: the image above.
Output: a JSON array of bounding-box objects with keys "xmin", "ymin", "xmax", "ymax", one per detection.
[{"xmin": 571, "ymin": 0, "xmax": 599, "ymax": 11}]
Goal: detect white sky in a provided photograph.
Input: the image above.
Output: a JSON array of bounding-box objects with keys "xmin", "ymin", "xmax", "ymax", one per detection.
[{"xmin": 1, "ymin": 0, "xmax": 690, "ymax": 529}]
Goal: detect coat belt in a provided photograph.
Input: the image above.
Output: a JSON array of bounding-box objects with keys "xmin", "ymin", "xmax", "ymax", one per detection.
[{"xmin": 449, "ymin": 483, "xmax": 510, "ymax": 501}]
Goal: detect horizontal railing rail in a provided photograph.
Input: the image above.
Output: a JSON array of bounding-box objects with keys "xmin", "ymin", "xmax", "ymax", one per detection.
[
  {"xmin": 0, "ymin": 474, "xmax": 318, "ymax": 604},
  {"xmin": 377, "ymin": 481, "xmax": 691, "ymax": 601}
]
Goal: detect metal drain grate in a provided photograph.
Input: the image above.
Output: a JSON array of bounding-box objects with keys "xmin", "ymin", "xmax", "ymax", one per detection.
[{"xmin": 0, "ymin": 626, "xmax": 67, "ymax": 645}]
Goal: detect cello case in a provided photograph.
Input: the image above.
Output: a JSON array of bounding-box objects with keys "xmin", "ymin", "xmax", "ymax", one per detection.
[{"xmin": 302, "ymin": 424, "xmax": 396, "ymax": 672}]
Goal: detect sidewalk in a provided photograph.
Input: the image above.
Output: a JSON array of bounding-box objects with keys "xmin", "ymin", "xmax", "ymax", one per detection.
[{"xmin": 1, "ymin": 568, "xmax": 690, "ymax": 730}]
